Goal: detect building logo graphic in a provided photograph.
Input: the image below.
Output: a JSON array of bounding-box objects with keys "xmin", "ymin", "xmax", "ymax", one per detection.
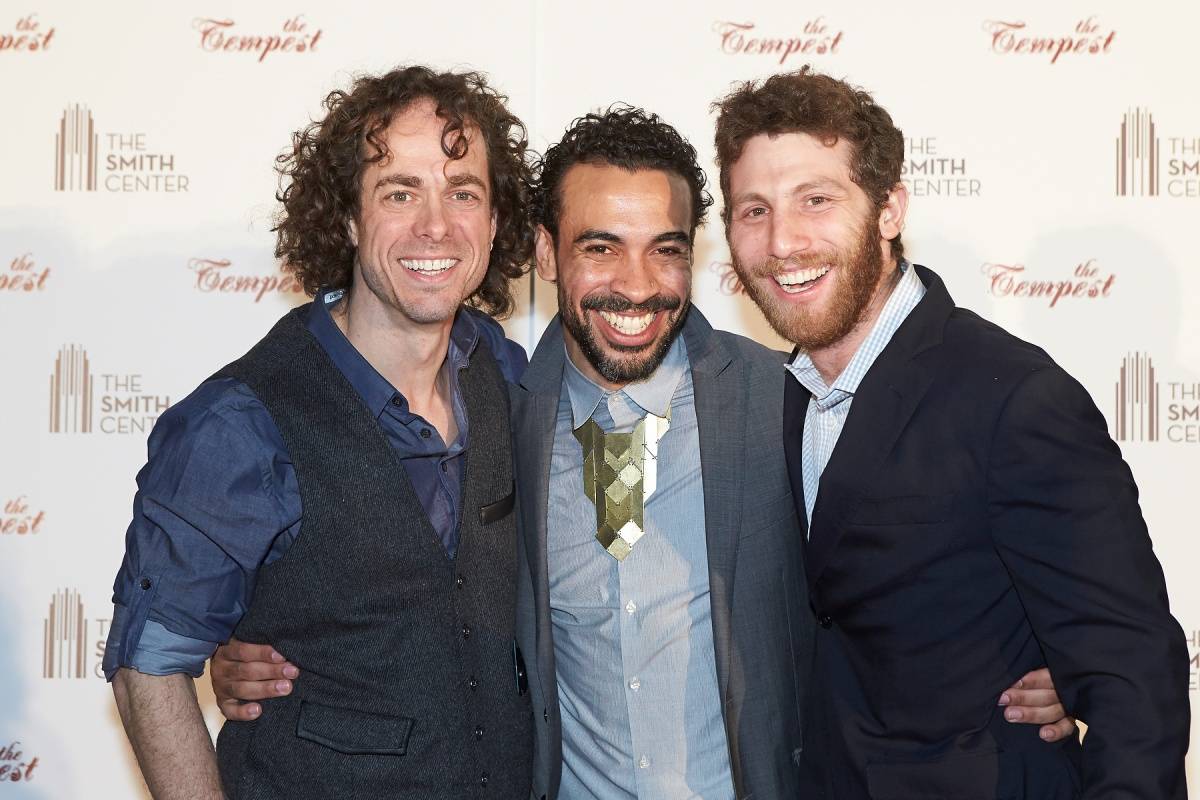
[
  {"xmin": 1116, "ymin": 108, "xmax": 1160, "ymax": 197},
  {"xmin": 54, "ymin": 104, "xmax": 98, "ymax": 192},
  {"xmin": 49, "ymin": 345, "xmax": 93, "ymax": 433},
  {"xmin": 43, "ymin": 589, "xmax": 88, "ymax": 679},
  {"xmin": 50, "ymin": 106, "xmax": 190, "ymax": 193},
  {"xmin": 1113, "ymin": 352, "xmax": 1160, "ymax": 442}
]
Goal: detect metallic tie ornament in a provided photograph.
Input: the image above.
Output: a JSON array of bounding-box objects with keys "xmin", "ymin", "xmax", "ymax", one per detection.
[{"xmin": 574, "ymin": 410, "xmax": 670, "ymax": 560}]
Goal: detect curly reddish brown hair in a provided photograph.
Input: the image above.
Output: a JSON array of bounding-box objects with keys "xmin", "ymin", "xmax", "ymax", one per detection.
[
  {"xmin": 712, "ymin": 66, "xmax": 905, "ymax": 261},
  {"xmin": 274, "ymin": 65, "xmax": 533, "ymax": 317}
]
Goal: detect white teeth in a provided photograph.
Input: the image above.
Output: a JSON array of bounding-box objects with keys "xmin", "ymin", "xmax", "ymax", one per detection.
[
  {"xmin": 400, "ymin": 258, "xmax": 456, "ymax": 274},
  {"xmin": 774, "ymin": 265, "xmax": 830, "ymax": 293},
  {"xmin": 598, "ymin": 310, "xmax": 655, "ymax": 335}
]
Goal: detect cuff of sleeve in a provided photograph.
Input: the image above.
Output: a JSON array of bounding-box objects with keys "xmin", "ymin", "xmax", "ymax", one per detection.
[{"xmin": 103, "ymin": 605, "xmax": 217, "ymax": 681}]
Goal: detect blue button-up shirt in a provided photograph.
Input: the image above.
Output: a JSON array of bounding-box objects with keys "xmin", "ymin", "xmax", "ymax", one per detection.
[
  {"xmin": 102, "ymin": 289, "xmax": 527, "ymax": 680},
  {"xmin": 786, "ymin": 261, "xmax": 925, "ymax": 524},
  {"xmin": 547, "ymin": 335, "xmax": 735, "ymax": 799}
]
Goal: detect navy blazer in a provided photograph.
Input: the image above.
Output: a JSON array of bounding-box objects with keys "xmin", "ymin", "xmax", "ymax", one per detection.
[{"xmin": 786, "ymin": 265, "xmax": 1189, "ymax": 799}]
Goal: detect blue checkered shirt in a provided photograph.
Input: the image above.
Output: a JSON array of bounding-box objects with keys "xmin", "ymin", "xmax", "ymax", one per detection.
[{"xmin": 785, "ymin": 262, "xmax": 926, "ymax": 526}]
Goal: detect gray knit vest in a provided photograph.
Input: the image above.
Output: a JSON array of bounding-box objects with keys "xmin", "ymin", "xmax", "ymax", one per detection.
[{"xmin": 213, "ymin": 306, "xmax": 532, "ymax": 799}]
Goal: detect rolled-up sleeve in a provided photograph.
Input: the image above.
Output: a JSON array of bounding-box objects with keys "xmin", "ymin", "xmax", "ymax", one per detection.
[{"xmin": 104, "ymin": 378, "xmax": 300, "ymax": 680}]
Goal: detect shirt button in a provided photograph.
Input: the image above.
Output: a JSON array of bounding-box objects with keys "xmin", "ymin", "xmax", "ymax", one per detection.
[
  {"xmin": 475, "ymin": 725, "xmax": 485, "ymax": 740},
  {"xmin": 818, "ymin": 614, "xmax": 833, "ymax": 629},
  {"xmin": 625, "ymin": 600, "xmax": 637, "ymax": 615},
  {"xmin": 638, "ymin": 755, "xmax": 650, "ymax": 769},
  {"xmin": 139, "ymin": 578, "xmax": 152, "ymax": 590},
  {"xmin": 461, "ymin": 624, "xmax": 471, "ymax": 639},
  {"xmin": 390, "ymin": 396, "xmax": 403, "ymax": 408},
  {"xmin": 628, "ymin": 677, "xmax": 641, "ymax": 691},
  {"xmin": 468, "ymin": 676, "xmax": 478, "ymax": 690},
  {"xmin": 421, "ymin": 427, "xmax": 432, "ymax": 438}
]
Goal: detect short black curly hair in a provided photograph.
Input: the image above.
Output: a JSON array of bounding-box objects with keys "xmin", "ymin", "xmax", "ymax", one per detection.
[{"xmin": 531, "ymin": 105, "xmax": 713, "ymax": 243}]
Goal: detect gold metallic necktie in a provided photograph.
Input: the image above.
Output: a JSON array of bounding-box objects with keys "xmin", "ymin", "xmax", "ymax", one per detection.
[{"xmin": 574, "ymin": 409, "xmax": 670, "ymax": 560}]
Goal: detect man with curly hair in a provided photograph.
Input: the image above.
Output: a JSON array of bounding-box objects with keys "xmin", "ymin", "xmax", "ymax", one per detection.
[
  {"xmin": 714, "ymin": 67, "xmax": 1188, "ymax": 798},
  {"xmin": 104, "ymin": 65, "xmax": 536, "ymax": 799}
]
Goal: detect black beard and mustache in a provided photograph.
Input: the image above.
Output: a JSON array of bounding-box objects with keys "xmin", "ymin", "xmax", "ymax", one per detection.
[{"xmin": 559, "ymin": 289, "xmax": 688, "ymax": 385}]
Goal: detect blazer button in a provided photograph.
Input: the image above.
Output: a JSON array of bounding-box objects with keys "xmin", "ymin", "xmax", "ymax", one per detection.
[
  {"xmin": 475, "ymin": 725, "xmax": 485, "ymax": 740},
  {"xmin": 468, "ymin": 676, "xmax": 479, "ymax": 690},
  {"xmin": 456, "ymin": 576, "xmax": 465, "ymax": 589},
  {"xmin": 480, "ymin": 772, "xmax": 488, "ymax": 786},
  {"xmin": 461, "ymin": 623, "xmax": 472, "ymax": 639},
  {"xmin": 543, "ymin": 708, "xmax": 550, "ymax": 722},
  {"xmin": 818, "ymin": 614, "xmax": 832, "ymax": 629}
]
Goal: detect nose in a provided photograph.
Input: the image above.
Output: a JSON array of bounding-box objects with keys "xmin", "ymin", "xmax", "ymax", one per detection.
[
  {"xmin": 413, "ymin": 196, "xmax": 449, "ymax": 242},
  {"xmin": 768, "ymin": 210, "xmax": 813, "ymax": 261},
  {"xmin": 609, "ymin": 252, "xmax": 658, "ymax": 305}
]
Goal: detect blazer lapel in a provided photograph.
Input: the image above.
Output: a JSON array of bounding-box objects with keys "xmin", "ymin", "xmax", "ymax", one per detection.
[
  {"xmin": 514, "ymin": 318, "xmax": 567, "ymax": 701},
  {"xmin": 782, "ymin": 359, "xmax": 811, "ymax": 542},
  {"xmin": 805, "ymin": 266, "xmax": 953, "ymax": 586},
  {"xmin": 683, "ymin": 308, "xmax": 741, "ymax": 704}
]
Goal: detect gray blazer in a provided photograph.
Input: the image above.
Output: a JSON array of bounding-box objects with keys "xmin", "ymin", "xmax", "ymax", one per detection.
[{"xmin": 512, "ymin": 308, "xmax": 815, "ymax": 799}]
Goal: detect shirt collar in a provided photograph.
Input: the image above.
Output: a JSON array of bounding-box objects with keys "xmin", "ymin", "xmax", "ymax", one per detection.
[
  {"xmin": 563, "ymin": 333, "xmax": 688, "ymax": 430},
  {"xmin": 307, "ymin": 287, "xmax": 481, "ymax": 419},
  {"xmin": 786, "ymin": 259, "xmax": 925, "ymax": 405}
]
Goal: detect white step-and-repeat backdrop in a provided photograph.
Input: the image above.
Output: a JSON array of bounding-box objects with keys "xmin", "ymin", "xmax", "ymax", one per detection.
[{"xmin": 2, "ymin": 0, "xmax": 1197, "ymax": 795}]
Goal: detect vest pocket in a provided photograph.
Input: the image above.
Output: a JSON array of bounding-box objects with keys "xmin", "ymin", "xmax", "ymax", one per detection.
[
  {"xmin": 295, "ymin": 700, "xmax": 414, "ymax": 756},
  {"xmin": 479, "ymin": 482, "xmax": 516, "ymax": 524}
]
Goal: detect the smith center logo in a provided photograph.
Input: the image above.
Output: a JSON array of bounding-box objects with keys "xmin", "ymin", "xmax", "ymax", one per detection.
[
  {"xmin": 1112, "ymin": 352, "xmax": 1200, "ymax": 444},
  {"xmin": 1115, "ymin": 108, "xmax": 1200, "ymax": 199},
  {"xmin": 53, "ymin": 104, "xmax": 189, "ymax": 193},
  {"xmin": 42, "ymin": 589, "xmax": 110, "ymax": 680},
  {"xmin": 48, "ymin": 345, "xmax": 171, "ymax": 435},
  {"xmin": 901, "ymin": 136, "xmax": 981, "ymax": 198}
]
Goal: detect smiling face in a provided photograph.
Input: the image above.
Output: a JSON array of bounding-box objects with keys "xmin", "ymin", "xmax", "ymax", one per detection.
[
  {"xmin": 350, "ymin": 99, "xmax": 496, "ymax": 327},
  {"xmin": 726, "ymin": 131, "xmax": 905, "ymax": 351},
  {"xmin": 535, "ymin": 163, "xmax": 693, "ymax": 388}
]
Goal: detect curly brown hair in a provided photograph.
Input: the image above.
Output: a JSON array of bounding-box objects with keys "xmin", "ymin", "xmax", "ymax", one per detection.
[
  {"xmin": 712, "ymin": 66, "xmax": 905, "ymax": 262},
  {"xmin": 274, "ymin": 65, "xmax": 533, "ymax": 317}
]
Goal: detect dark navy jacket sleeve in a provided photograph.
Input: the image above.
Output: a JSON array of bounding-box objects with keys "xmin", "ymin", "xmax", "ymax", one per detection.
[{"xmin": 103, "ymin": 378, "xmax": 301, "ymax": 680}]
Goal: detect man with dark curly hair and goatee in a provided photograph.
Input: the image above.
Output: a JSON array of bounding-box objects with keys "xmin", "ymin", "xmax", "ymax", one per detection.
[
  {"xmin": 715, "ymin": 67, "xmax": 1188, "ymax": 799},
  {"xmin": 105, "ymin": 65, "xmax": 535, "ymax": 799}
]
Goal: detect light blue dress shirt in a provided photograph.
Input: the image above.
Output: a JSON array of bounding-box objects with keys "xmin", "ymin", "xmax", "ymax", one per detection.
[
  {"xmin": 547, "ymin": 335, "xmax": 735, "ymax": 799},
  {"xmin": 786, "ymin": 261, "xmax": 926, "ymax": 524}
]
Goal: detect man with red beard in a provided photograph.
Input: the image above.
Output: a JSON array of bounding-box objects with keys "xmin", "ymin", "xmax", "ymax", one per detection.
[{"xmin": 714, "ymin": 67, "xmax": 1189, "ymax": 798}]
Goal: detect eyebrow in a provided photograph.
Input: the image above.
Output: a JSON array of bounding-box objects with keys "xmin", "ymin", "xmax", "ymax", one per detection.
[
  {"xmin": 572, "ymin": 229, "xmax": 690, "ymax": 246},
  {"xmin": 730, "ymin": 180, "xmax": 842, "ymax": 207},
  {"xmin": 573, "ymin": 228, "xmax": 623, "ymax": 245}
]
